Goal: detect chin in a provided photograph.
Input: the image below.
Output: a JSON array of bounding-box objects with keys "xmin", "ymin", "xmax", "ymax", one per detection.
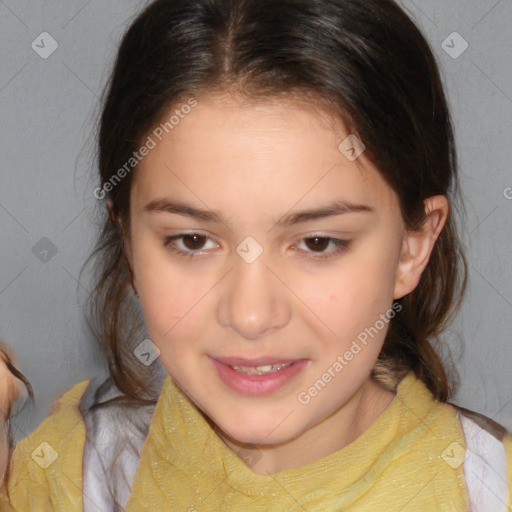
[{"xmin": 212, "ymin": 411, "xmax": 301, "ymax": 447}]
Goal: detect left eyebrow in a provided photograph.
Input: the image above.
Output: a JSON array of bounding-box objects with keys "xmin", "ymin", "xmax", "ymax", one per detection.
[
  {"xmin": 276, "ymin": 200, "xmax": 375, "ymax": 227},
  {"xmin": 143, "ymin": 198, "xmax": 375, "ymax": 229}
]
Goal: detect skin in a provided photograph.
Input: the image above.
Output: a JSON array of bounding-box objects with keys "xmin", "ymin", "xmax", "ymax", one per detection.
[{"xmin": 120, "ymin": 91, "xmax": 449, "ymax": 474}]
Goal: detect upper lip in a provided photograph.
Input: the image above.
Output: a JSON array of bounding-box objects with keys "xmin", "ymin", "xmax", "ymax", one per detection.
[{"xmin": 213, "ymin": 356, "xmax": 302, "ymax": 367}]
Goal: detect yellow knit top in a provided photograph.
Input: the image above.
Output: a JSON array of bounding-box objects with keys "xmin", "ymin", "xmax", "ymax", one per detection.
[{"xmin": 1, "ymin": 371, "xmax": 511, "ymax": 511}]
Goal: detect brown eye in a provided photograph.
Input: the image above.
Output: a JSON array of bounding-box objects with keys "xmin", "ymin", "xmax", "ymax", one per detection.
[
  {"xmin": 182, "ymin": 234, "xmax": 208, "ymax": 250},
  {"xmin": 163, "ymin": 232, "xmax": 218, "ymax": 259},
  {"xmin": 304, "ymin": 237, "xmax": 330, "ymax": 252},
  {"xmin": 293, "ymin": 235, "xmax": 351, "ymax": 261}
]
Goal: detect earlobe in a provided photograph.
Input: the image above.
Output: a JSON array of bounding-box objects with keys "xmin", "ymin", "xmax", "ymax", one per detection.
[
  {"xmin": 107, "ymin": 200, "xmax": 130, "ymax": 257},
  {"xmin": 107, "ymin": 199, "xmax": 118, "ymax": 225},
  {"xmin": 393, "ymin": 195, "xmax": 449, "ymax": 300}
]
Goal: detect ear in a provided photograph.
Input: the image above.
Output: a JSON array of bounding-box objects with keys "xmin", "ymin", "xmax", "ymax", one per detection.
[
  {"xmin": 107, "ymin": 199, "xmax": 126, "ymax": 229},
  {"xmin": 107, "ymin": 199, "xmax": 130, "ymax": 253},
  {"xmin": 393, "ymin": 195, "xmax": 449, "ymax": 300},
  {"xmin": 106, "ymin": 199, "xmax": 117, "ymax": 224}
]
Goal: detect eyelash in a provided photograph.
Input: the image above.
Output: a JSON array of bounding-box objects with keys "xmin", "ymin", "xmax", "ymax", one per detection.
[{"xmin": 162, "ymin": 233, "xmax": 351, "ymax": 261}]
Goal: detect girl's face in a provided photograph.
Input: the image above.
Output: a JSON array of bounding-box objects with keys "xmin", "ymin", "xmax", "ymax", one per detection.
[{"xmin": 125, "ymin": 92, "xmax": 432, "ymax": 469}]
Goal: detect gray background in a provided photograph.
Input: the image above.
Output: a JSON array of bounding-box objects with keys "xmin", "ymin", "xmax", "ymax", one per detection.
[{"xmin": 1, "ymin": 0, "xmax": 511, "ymax": 443}]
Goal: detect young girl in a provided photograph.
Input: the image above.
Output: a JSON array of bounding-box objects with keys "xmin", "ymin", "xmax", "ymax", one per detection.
[{"xmin": 1, "ymin": 0, "xmax": 511, "ymax": 510}]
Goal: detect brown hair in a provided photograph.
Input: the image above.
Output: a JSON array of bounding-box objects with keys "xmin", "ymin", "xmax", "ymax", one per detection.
[{"xmin": 82, "ymin": 0, "xmax": 467, "ymax": 407}]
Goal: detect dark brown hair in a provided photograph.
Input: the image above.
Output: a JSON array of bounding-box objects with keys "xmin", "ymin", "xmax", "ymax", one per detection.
[{"xmin": 83, "ymin": 0, "xmax": 467, "ymax": 407}]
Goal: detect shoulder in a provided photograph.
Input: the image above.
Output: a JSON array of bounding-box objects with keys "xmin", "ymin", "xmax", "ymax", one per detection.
[
  {"xmin": 12, "ymin": 377, "xmax": 91, "ymax": 464},
  {"xmin": 79, "ymin": 375, "xmax": 159, "ymax": 511},
  {"xmin": 0, "ymin": 379, "xmax": 92, "ymax": 511},
  {"xmin": 455, "ymin": 405, "xmax": 510, "ymax": 441},
  {"xmin": 452, "ymin": 404, "xmax": 512, "ymax": 511},
  {"xmin": 390, "ymin": 372, "xmax": 511, "ymax": 508}
]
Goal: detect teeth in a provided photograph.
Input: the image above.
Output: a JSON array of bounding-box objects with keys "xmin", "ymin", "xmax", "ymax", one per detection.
[
  {"xmin": 255, "ymin": 365, "xmax": 272, "ymax": 373},
  {"xmin": 231, "ymin": 362, "xmax": 293, "ymax": 375}
]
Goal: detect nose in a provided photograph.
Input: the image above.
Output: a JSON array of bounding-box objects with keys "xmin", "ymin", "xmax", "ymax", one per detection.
[{"xmin": 216, "ymin": 252, "xmax": 291, "ymax": 340}]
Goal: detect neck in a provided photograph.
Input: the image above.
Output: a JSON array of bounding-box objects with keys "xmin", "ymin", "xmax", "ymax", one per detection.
[{"xmin": 215, "ymin": 377, "xmax": 396, "ymax": 474}]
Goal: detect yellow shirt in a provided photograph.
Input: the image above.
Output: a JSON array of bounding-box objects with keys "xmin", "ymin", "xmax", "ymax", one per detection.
[{"xmin": 1, "ymin": 371, "xmax": 511, "ymax": 511}]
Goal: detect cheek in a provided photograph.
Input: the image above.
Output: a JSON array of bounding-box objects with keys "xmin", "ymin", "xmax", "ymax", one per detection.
[
  {"xmin": 306, "ymin": 250, "xmax": 399, "ymax": 345},
  {"xmin": 138, "ymin": 271, "xmax": 206, "ymax": 378},
  {"xmin": 140, "ymin": 271, "xmax": 206, "ymax": 340},
  {"xmin": 132, "ymin": 244, "xmax": 204, "ymax": 339}
]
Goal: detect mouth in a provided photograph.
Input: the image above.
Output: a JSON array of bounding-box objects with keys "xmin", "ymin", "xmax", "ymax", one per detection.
[
  {"xmin": 210, "ymin": 356, "xmax": 307, "ymax": 395},
  {"xmin": 231, "ymin": 362, "xmax": 294, "ymax": 375}
]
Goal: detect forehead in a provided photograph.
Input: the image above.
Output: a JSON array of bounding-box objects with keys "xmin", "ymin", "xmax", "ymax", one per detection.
[{"xmin": 132, "ymin": 92, "xmax": 400, "ymax": 217}]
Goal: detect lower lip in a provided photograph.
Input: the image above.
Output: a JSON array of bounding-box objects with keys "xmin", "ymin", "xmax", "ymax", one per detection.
[{"xmin": 211, "ymin": 358, "xmax": 308, "ymax": 396}]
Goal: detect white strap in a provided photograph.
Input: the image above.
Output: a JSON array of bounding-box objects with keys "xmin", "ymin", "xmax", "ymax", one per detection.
[
  {"xmin": 459, "ymin": 413, "xmax": 509, "ymax": 512},
  {"xmin": 80, "ymin": 376, "xmax": 158, "ymax": 512}
]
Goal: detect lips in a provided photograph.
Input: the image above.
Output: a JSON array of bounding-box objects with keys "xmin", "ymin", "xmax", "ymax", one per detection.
[{"xmin": 210, "ymin": 356, "xmax": 308, "ymax": 395}]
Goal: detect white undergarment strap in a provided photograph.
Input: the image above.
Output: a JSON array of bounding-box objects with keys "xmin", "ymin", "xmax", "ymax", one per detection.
[{"xmin": 459, "ymin": 412, "xmax": 509, "ymax": 512}]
